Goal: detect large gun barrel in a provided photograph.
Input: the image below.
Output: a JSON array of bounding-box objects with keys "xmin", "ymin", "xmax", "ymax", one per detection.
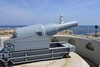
[
  {"xmin": 44, "ymin": 21, "xmax": 77, "ymax": 35},
  {"xmin": 13, "ymin": 21, "xmax": 78, "ymax": 38}
]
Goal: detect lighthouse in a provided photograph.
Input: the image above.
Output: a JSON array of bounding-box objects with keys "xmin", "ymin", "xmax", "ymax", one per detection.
[{"xmin": 59, "ymin": 14, "xmax": 64, "ymax": 24}]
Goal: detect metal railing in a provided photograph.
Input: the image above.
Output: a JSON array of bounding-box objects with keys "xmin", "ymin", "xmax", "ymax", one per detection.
[
  {"xmin": 70, "ymin": 27, "xmax": 100, "ymax": 35},
  {"xmin": 0, "ymin": 27, "xmax": 100, "ymax": 41},
  {"xmin": 58, "ymin": 27, "xmax": 100, "ymax": 41}
]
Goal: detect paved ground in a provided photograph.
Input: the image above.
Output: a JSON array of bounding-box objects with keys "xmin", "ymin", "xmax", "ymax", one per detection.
[{"xmin": 82, "ymin": 57, "xmax": 97, "ymax": 67}]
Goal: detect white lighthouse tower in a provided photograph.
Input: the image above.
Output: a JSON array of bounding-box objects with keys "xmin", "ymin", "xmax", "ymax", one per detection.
[{"xmin": 59, "ymin": 14, "xmax": 64, "ymax": 24}]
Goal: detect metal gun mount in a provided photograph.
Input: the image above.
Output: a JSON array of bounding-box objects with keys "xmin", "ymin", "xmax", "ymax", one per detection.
[{"xmin": 0, "ymin": 21, "xmax": 78, "ymax": 66}]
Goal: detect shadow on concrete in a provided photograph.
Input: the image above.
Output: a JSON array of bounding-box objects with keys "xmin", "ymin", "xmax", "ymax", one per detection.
[
  {"xmin": 0, "ymin": 60, "xmax": 6, "ymax": 67},
  {"xmin": 80, "ymin": 56, "xmax": 98, "ymax": 67},
  {"xmin": 8, "ymin": 58, "xmax": 63, "ymax": 67}
]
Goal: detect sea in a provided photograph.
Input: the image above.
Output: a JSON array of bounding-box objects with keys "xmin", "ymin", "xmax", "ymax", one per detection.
[{"xmin": 0, "ymin": 25, "xmax": 100, "ymax": 35}]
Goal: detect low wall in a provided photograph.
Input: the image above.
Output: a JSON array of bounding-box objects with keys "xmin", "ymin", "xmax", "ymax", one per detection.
[{"xmin": 51, "ymin": 35, "xmax": 100, "ymax": 66}]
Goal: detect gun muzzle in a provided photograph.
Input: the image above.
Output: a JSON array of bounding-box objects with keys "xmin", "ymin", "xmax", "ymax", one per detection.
[{"xmin": 44, "ymin": 21, "xmax": 78, "ymax": 35}]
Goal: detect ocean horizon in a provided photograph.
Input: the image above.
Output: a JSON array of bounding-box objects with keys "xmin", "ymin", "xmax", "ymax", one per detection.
[
  {"xmin": 0, "ymin": 25, "xmax": 100, "ymax": 34},
  {"xmin": 0, "ymin": 25, "xmax": 100, "ymax": 27}
]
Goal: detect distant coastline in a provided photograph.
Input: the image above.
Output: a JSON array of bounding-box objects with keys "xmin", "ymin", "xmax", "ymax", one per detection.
[
  {"xmin": 0, "ymin": 25, "xmax": 100, "ymax": 34},
  {"xmin": 0, "ymin": 25, "xmax": 100, "ymax": 28},
  {"xmin": 0, "ymin": 25, "xmax": 27, "ymax": 28}
]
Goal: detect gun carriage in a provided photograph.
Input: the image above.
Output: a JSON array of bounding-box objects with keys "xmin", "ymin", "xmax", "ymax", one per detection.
[{"xmin": 0, "ymin": 21, "xmax": 78, "ymax": 66}]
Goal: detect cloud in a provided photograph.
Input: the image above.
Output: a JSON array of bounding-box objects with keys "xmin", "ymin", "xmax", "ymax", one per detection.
[
  {"xmin": 85, "ymin": 0, "xmax": 99, "ymax": 5},
  {"xmin": 0, "ymin": 0, "xmax": 100, "ymax": 25},
  {"xmin": 73, "ymin": 0, "xmax": 99, "ymax": 8}
]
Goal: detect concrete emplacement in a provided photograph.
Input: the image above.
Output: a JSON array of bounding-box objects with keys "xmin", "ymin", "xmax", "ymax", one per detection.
[
  {"xmin": 0, "ymin": 35, "xmax": 96, "ymax": 67},
  {"xmin": 51, "ymin": 35, "xmax": 100, "ymax": 67}
]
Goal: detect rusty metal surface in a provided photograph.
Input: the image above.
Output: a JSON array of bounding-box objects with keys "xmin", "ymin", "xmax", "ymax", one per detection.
[{"xmin": 13, "ymin": 52, "xmax": 89, "ymax": 67}]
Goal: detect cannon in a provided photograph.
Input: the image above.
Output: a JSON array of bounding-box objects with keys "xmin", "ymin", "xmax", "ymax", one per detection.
[{"xmin": 0, "ymin": 21, "xmax": 78, "ymax": 66}]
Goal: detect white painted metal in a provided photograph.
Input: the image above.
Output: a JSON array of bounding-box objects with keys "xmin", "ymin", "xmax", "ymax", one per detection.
[
  {"xmin": 59, "ymin": 14, "xmax": 64, "ymax": 24},
  {"xmin": 4, "ymin": 34, "xmax": 50, "ymax": 51}
]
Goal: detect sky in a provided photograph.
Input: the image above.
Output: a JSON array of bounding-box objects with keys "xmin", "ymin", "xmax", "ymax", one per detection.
[{"xmin": 0, "ymin": 0, "xmax": 100, "ymax": 25}]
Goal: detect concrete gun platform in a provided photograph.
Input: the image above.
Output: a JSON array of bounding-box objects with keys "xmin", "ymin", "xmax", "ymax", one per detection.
[{"xmin": 13, "ymin": 52, "xmax": 89, "ymax": 67}]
